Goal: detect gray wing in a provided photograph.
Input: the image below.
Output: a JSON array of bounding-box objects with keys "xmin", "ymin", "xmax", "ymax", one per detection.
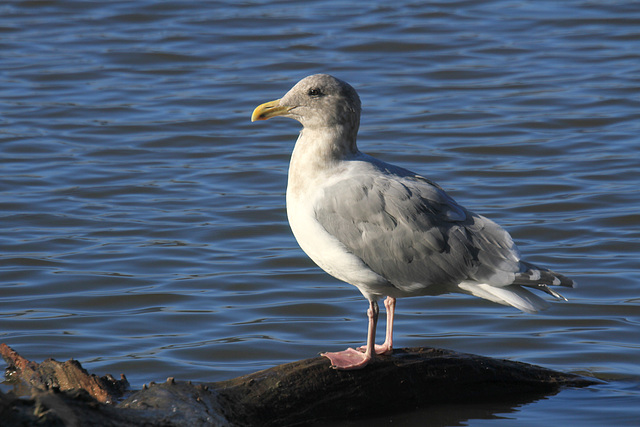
[{"xmin": 314, "ymin": 170, "xmax": 522, "ymax": 292}]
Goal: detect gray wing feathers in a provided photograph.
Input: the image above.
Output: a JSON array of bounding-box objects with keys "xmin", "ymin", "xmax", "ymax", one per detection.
[{"xmin": 314, "ymin": 172, "xmax": 524, "ymax": 292}]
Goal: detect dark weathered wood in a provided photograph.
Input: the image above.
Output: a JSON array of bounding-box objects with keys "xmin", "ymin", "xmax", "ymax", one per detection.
[
  {"xmin": 1, "ymin": 343, "xmax": 597, "ymax": 426},
  {"xmin": 0, "ymin": 387, "xmax": 148, "ymax": 427},
  {"xmin": 211, "ymin": 347, "xmax": 596, "ymax": 426},
  {"xmin": 1, "ymin": 343, "xmax": 129, "ymax": 404}
]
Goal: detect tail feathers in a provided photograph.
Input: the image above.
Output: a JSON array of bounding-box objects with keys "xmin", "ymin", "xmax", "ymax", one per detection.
[
  {"xmin": 458, "ymin": 282, "xmax": 550, "ymax": 314},
  {"xmin": 458, "ymin": 261, "xmax": 576, "ymax": 313},
  {"xmin": 524, "ymin": 283, "xmax": 568, "ymax": 301}
]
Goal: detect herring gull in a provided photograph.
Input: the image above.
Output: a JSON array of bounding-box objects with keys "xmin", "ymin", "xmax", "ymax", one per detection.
[{"xmin": 251, "ymin": 74, "xmax": 575, "ymax": 370}]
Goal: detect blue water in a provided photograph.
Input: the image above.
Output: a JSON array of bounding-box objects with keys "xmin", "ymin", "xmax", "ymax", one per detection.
[{"xmin": 1, "ymin": 1, "xmax": 639, "ymax": 425}]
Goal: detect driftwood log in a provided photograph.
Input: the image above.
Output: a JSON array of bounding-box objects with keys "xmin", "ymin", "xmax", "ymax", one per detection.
[{"xmin": 1, "ymin": 343, "xmax": 596, "ymax": 426}]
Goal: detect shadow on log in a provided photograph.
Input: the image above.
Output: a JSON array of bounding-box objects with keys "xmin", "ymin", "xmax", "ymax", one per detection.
[{"xmin": 1, "ymin": 343, "xmax": 597, "ymax": 426}]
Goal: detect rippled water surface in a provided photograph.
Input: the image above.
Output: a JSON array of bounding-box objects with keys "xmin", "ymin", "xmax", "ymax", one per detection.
[{"xmin": 2, "ymin": 1, "xmax": 639, "ymax": 425}]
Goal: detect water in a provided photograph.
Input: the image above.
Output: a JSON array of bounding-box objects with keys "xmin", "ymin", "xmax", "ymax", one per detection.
[{"xmin": 1, "ymin": 0, "xmax": 639, "ymax": 425}]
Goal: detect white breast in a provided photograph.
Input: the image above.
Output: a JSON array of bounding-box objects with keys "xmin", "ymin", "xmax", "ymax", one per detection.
[{"xmin": 286, "ymin": 177, "xmax": 393, "ymax": 301}]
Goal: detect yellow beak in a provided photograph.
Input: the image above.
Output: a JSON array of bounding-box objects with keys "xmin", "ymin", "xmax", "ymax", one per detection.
[{"xmin": 251, "ymin": 99, "xmax": 291, "ymax": 122}]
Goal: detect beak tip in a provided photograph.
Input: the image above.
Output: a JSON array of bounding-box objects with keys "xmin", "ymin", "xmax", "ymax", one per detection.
[{"xmin": 251, "ymin": 99, "xmax": 284, "ymax": 123}]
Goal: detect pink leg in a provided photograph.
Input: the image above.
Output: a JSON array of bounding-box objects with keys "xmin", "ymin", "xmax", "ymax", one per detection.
[
  {"xmin": 358, "ymin": 296, "xmax": 395, "ymax": 355},
  {"xmin": 378, "ymin": 296, "xmax": 396, "ymax": 355},
  {"xmin": 321, "ymin": 300, "xmax": 379, "ymax": 370}
]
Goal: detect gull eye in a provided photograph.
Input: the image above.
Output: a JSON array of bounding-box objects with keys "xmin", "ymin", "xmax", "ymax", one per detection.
[{"xmin": 308, "ymin": 88, "xmax": 323, "ymax": 97}]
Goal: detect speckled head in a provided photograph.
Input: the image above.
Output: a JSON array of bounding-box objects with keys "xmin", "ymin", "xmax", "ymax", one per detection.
[{"xmin": 252, "ymin": 74, "xmax": 361, "ymax": 132}]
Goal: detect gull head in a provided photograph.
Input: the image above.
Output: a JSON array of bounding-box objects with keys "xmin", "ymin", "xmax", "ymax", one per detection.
[{"xmin": 251, "ymin": 74, "xmax": 361, "ymax": 132}]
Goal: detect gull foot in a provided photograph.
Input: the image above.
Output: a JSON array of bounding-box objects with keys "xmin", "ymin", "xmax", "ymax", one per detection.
[
  {"xmin": 321, "ymin": 348, "xmax": 371, "ymax": 370},
  {"xmin": 357, "ymin": 343, "xmax": 392, "ymax": 355}
]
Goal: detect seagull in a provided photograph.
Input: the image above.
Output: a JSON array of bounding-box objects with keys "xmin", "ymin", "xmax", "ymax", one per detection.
[{"xmin": 251, "ymin": 74, "xmax": 575, "ymax": 370}]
